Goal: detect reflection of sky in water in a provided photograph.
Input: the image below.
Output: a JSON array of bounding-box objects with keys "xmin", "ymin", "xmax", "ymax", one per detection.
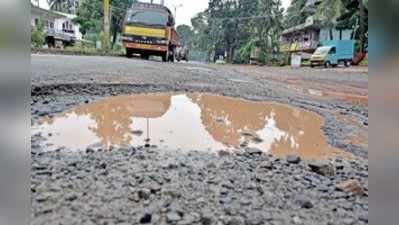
[
  {"xmin": 32, "ymin": 93, "xmax": 352, "ymax": 160},
  {"xmin": 33, "ymin": 113, "xmax": 99, "ymax": 151},
  {"xmin": 247, "ymin": 112, "xmax": 288, "ymax": 152},
  {"xmin": 128, "ymin": 95, "xmax": 226, "ymax": 150}
]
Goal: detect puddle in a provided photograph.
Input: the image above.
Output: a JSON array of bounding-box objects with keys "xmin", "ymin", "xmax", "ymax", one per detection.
[{"xmin": 32, "ymin": 93, "xmax": 352, "ymax": 160}]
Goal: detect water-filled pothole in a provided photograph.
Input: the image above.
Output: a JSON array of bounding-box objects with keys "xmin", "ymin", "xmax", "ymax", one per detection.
[{"xmin": 32, "ymin": 93, "xmax": 352, "ymax": 160}]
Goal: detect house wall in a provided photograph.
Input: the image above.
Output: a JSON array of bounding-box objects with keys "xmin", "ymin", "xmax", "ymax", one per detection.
[
  {"xmin": 281, "ymin": 27, "xmax": 354, "ymax": 53},
  {"xmin": 320, "ymin": 29, "xmax": 352, "ymax": 41},
  {"xmin": 31, "ymin": 9, "xmax": 57, "ymax": 31}
]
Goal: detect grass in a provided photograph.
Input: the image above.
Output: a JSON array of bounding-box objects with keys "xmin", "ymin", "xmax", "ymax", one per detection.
[
  {"xmin": 32, "ymin": 41, "xmax": 126, "ymax": 57},
  {"xmin": 359, "ymin": 58, "xmax": 368, "ymax": 66}
]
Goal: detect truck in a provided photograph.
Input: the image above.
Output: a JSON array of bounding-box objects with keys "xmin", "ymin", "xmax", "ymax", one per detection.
[
  {"xmin": 310, "ymin": 40, "xmax": 355, "ymax": 68},
  {"xmin": 122, "ymin": 2, "xmax": 180, "ymax": 62}
]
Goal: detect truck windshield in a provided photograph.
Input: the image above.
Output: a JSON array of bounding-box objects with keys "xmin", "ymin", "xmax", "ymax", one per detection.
[
  {"xmin": 126, "ymin": 10, "xmax": 168, "ymax": 27},
  {"xmin": 314, "ymin": 47, "xmax": 332, "ymax": 55}
]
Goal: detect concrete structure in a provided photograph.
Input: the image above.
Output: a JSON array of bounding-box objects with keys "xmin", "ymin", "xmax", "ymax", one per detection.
[{"xmin": 280, "ymin": 0, "xmax": 353, "ymax": 54}]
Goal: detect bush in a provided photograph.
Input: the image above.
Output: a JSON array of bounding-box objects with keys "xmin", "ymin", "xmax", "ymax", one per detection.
[{"xmin": 31, "ymin": 20, "xmax": 45, "ymax": 48}]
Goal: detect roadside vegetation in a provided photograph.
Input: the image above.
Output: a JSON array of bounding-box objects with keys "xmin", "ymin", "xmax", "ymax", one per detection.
[
  {"xmin": 31, "ymin": 19, "xmax": 45, "ymax": 48},
  {"xmin": 40, "ymin": 0, "xmax": 368, "ymax": 65},
  {"xmin": 178, "ymin": 0, "xmax": 368, "ymax": 64}
]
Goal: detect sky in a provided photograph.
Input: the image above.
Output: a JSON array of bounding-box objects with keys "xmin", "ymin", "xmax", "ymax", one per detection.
[
  {"xmin": 163, "ymin": 0, "xmax": 292, "ymax": 26},
  {"xmin": 35, "ymin": 0, "xmax": 292, "ymax": 27}
]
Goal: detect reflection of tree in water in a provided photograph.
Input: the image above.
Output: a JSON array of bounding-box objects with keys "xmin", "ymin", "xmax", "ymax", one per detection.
[
  {"xmin": 268, "ymin": 107, "xmax": 325, "ymax": 159},
  {"xmin": 189, "ymin": 94, "xmax": 270, "ymax": 147},
  {"xmin": 269, "ymin": 107, "xmax": 352, "ymax": 160},
  {"xmin": 70, "ymin": 95, "xmax": 171, "ymax": 148},
  {"xmin": 190, "ymin": 93, "xmax": 347, "ymax": 160}
]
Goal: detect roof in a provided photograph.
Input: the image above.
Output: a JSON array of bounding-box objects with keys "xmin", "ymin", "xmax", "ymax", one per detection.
[
  {"xmin": 53, "ymin": 11, "xmax": 78, "ymax": 19},
  {"xmin": 131, "ymin": 2, "xmax": 171, "ymax": 14},
  {"xmin": 282, "ymin": 16, "xmax": 319, "ymax": 35},
  {"xmin": 31, "ymin": 3, "xmax": 66, "ymax": 19}
]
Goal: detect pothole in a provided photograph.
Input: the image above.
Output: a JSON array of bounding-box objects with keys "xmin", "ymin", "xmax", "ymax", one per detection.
[{"xmin": 32, "ymin": 93, "xmax": 352, "ymax": 160}]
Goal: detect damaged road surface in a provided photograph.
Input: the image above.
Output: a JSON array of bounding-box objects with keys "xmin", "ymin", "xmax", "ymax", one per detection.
[{"xmin": 31, "ymin": 55, "xmax": 368, "ymax": 225}]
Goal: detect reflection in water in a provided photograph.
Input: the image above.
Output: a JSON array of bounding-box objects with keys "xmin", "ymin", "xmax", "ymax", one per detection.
[{"xmin": 32, "ymin": 93, "xmax": 352, "ymax": 160}]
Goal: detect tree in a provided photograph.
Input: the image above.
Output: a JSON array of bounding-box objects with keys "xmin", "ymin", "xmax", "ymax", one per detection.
[
  {"xmin": 283, "ymin": 0, "xmax": 309, "ymax": 28},
  {"xmin": 47, "ymin": 0, "xmax": 78, "ymax": 14},
  {"xmin": 198, "ymin": 0, "xmax": 283, "ymax": 63},
  {"xmin": 73, "ymin": 0, "xmax": 135, "ymax": 47},
  {"xmin": 73, "ymin": 0, "xmax": 102, "ymax": 36},
  {"xmin": 336, "ymin": 0, "xmax": 368, "ymax": 50},
  {"xmin": 315, "ymin": 0, "xmax": 345, "ymax": 40},
  {"xmin": 191, "ymin": 12, "xmax": 212, "ymax": 61},
  {"xmin": 176, "ymin": 24, "xmax": 194, "ymax": 47},
  {"xmin": 32, "ymin": 19, "xmax": 45, "ymax": 48}
]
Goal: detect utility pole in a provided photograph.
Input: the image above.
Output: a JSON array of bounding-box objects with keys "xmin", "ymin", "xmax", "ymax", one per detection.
[
  {"xmin": 103, "ymin": 0, "xmax": 111, "ymax": 51},
  {"xmin": 173, "ymin": 4, "xmax": 183, "ymax": 22}
]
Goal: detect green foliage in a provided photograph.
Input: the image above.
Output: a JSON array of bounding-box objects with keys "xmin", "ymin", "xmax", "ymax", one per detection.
[
  {"xmin": 47, "ymin": 0, "xmax": 77, "ymax": 14},
  {"xmin": 359, "ymin": 57, "xmax": 368, "ymax": 66},
  {"xmin": 74, "ymin": 0, "xmax": 135, "ymax": 41},
  {"xmin": 64, "ymin": 45, "xmax": 124, "ymax": 56},
  {"xmin": 176, "ymin": 24, "xmax": 194, "ymax": 46},
  {"xmin": 192, "ymin": 0, "xmax": 284, "ymax": 64},
  {"xmin": 315, "ymin": 0, "xmax": 345, "ymax": 28},
  {"xmin": 31, "ymin": 19, "xmax": 45, "ymax": 48},
  {"xmin": 284, "ymin": 0, "xmax": 309, "ymax": 28},
  {"xmin": 336, "ymin": 0, "xmax": 368, "ymax": 49}
]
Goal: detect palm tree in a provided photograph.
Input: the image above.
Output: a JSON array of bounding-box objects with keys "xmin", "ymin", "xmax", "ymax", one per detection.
[{"xmin": 315, "ymin": 0, "xmax": 345, "ymax": 40}]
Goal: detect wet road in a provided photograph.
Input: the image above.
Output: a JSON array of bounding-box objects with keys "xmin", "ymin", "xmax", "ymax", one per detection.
[
  {"xmin": 31, "ymin": 54, "xmax": 368, "ymax": 105},
  {"xmin": 31, "ymin": 54, "xmax": 369, "ymax": 225},
  {"xmin": 31, "ymin": 54, "xmax": 368, "ymax": 155}
]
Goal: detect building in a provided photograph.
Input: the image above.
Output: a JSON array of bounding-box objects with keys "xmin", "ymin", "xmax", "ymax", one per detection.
[
  {"xmin": 31, "ymin": 2, "xmax": 82, "ymax": 48},
  {"xmin": 280, "ymin": 0, "xmax": 353, "ymax": 54}
]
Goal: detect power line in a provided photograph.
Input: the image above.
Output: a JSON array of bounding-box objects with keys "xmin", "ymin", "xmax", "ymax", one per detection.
[{"xmin": 208, "ymin": 14, "xmax": 277, "ymax": 22}]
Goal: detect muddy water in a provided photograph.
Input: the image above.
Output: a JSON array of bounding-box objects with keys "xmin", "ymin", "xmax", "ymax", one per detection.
[{"xmin": 32, "ymin": 93, "xmax": 352, "ymax": 160}]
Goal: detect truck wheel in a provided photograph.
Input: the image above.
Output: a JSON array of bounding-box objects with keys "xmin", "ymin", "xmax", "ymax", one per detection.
[
  {"xmin": 324, "ymin": 61, "xmax": 331, "ymax": 68},
  {"xmin": 126, "ymin": 49, "xmax": 133, "ymax": 58},
  {"xmin": 344, "ymin": 60, "xmax": 351, "ymax": 67},
  {"xmin": 141, "ymin": 54, "xmax": 149, "ymax": 60},
  {"xmin": 162, "ymin": 53, "xmax": 168, "ymax": 62},
  {"xmin": 168, "ymin": 53, "xmax": 175, "ymax": 63}
]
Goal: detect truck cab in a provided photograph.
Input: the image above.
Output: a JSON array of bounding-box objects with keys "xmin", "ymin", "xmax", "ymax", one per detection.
[
  {"xmin": 122, "ymin": 2, "xmax": 180, "ymax": 62},
  {"xmin": 310, "ymin": 40, "xmax": 355, "ymax": 68}
]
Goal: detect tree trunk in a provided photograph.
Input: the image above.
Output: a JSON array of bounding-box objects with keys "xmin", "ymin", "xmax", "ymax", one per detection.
[
  {"xmin": 111, "ymin": 29, "xmax": 117, "ymax": 49},
  {"xmin": 329, "ymin": 28, "xmax": 333, "ymax": 40},
  {"xmin": 359, "ymin": 0, "xmax": 366, "ymax": 51}
]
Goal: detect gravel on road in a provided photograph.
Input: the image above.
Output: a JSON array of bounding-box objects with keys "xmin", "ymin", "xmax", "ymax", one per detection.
[{"xmin": 31, "ymin": 54, "xmax": 368, "ymax": 225}]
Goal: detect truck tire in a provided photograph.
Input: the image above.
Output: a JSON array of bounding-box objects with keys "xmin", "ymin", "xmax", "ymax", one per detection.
[
  {"xmin": 324, "ymin": 61, "xmax": 331, "ymax": 68},
  {"xmin": 168, "ymin": 52, "xmax": 175, "ymax": 62},
  {"xmin": 141, "ymin": 54, "xmax": 150, "ymax": 60},
  {"xmin": 126, "ymin": 49, "xmax": 133, "ymax": 58},
  {"xmin": 169, "ymin": 54, "xmax": 175, "ymax": 62},
  {"xmin": 162, "ymin": 53, "xmax": 168, "ymax": 62},
  {"xmin": 344, "ymin": 60, "xmax": 351, "ymax": 67}
]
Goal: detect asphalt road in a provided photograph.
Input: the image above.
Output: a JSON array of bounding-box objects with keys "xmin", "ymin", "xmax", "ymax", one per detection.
[{"xmin": 31, "ymin": 54, "xmax": 369, "ymax": 225}]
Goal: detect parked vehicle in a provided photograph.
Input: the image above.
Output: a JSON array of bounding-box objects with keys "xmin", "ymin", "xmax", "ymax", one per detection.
[
  {"xmin": 122, "ymin": 2, "xmax": 180, "ymax": 62},
  {"xmin": 310, "ymin": 40, "xmax": 355, "ymax": 68}
]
